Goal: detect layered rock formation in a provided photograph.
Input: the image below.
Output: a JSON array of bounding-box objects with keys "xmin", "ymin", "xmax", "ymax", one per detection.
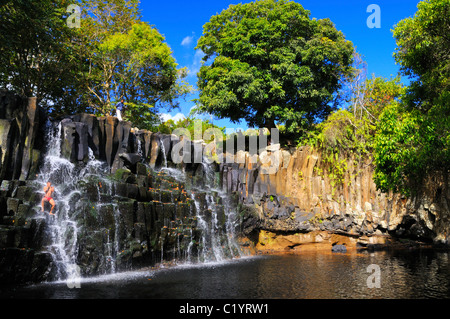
[
  {"xmin": 0, "ymin": 91, "xmax": 448, "ymax": 285},
  {"xmin": 222, "ymin": 145, "xmax": 450, "ymax": 251},
  {"xmin": 0, "ymin": 91, "xmax": 50, "ymax": 283},
  {"xmin": 0, "ymin": 90, "xmax": 45, "ymax": 181}
]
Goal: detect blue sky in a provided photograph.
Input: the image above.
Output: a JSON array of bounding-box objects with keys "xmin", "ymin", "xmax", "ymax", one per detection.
[{"xmin": 139, "ymin": 0, "xmax": 421, "ymax": 130}]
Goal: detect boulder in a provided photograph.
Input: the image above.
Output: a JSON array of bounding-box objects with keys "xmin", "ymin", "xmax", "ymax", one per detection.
[
  {"xmin": 149, "ymin": 133, "xmax": 161, "ymax": 168},
  {"xmin": 6, "ymin": 198, "xmax": 21, "ymax": 216},
  {"xmin": 120, "ymin": 153, "xmax": 141, "ymax": 171},
  {"xmin": 60, "ymin": 119, "xmax": 89, "ymax": 163},
  {"xmin": 111, "ymin": 120, "xmax": 132, "ymax": 173},
  {"xmin": 331, "ymin": 244, "xmax": 347, "ymax": 253},
  {"xmin": 73, "ymin": 113, "xmax": 100, "ymax": 158}
]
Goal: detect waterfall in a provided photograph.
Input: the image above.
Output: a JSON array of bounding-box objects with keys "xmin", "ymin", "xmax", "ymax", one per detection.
[
  {"xmin": 160, "ymin": 138, "xmax": 168, "ymax": 168},
  {"xmin": 34, "ymin": 121, "xmax": 76, "ymax": 281},
  {"xmin": 163, "ymin": 158, "xmax": 244, "ymax": 264},
  {"xmin": 33, "ymin": 119, "xmax": 246, "ymax": 282},
  {"xmin": 35, "ymin": 120, "xmax": 110, "ymax": 280}
]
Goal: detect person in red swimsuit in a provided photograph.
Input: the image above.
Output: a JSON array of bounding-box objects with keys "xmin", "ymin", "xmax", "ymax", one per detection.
[{"xmin": 41, "ymin": 181, "xmax": 56, "ymax": 215}]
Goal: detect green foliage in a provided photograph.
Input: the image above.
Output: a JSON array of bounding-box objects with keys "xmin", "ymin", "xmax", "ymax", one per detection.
[
  {"xmin": 392, "ymin": 0, "xmax": 450, "ymax": 111},
  {"xmin": 306, "ymin": 109, "xmax": 373, "ymax": 155},
  {"xmin": 374, "ymin": 92, "xmax": 449, "ymax": 197},
  {"xmin": 0, "ymin": 0, "xmax": 84, "ymax": 112},
  {"xmin": 157, "ymin": 117, "xmax": 225, "ymax": 143},
  {"xmin": 76, "ymin": 1, "xmax": 191, "ymax": 127},
  {"xmin": 374, "ymin": 0, "xmax": 450, "ymax": 195},
  {"xmin": 301, "ymin": 76, "xmax": 404, "ymax": 191},
  {"xmin": 195, "ymin": 0, "xmax": 354, "ymax": 134},
  {"xmin": 303, "ymin": 109, "xmax": 363, "ymax": 190},
  {"xmin": 0, "ymin": 0, "xmax": 191, "ymax": 127},
  {"xmin": 373, "ymin": 102, "xmax": 425, "ymax": 195},
  {"xmin": 354, "ymin": 75, "xmax": 405, "ymax": 122},
  {"xmin": 123, "ymin": 101, "xmax": 161, "ymax": 130}
]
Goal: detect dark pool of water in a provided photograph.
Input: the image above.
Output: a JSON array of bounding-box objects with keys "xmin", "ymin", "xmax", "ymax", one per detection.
[{"xmin": 1, "ymin": 249, "xmax": 450, "ymax": 299}]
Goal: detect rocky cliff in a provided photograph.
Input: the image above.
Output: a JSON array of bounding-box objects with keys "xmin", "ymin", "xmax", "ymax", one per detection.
[
  {"xmin": 0, "ymin": 91, "xmax": 448, "ymax": 285},
  {"xmin": 53, "ymin": 111, "xmax": 450, "ymax": 251},
  {"xmin": 222, "ymin": 142, "xmax": 450, "ymax": 251},
  {"xmin": 0, "ymin": 90, "xmax": 49, "ymax": 283},
  {"xmin": 0, "ymin": 92, "xmax": 244, "ymax": 284},
  {"xmin": 0, "ymin": 90, "xmax": 45, "ymax": 182}
]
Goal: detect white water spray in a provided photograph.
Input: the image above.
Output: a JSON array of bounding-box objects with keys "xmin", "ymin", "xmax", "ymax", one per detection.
[
  {"xmin": 34, "ymin": 121, "xmax": 245, "ymax": 281},
  {"xmin": 35, "ymin": 121, "xmax": 110, "ymax": 281}
]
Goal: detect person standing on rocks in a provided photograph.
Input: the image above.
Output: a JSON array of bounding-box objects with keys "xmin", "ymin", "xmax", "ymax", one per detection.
[
  {"xmin": 41, "ymin": 181, "xmax": 56, "ymax": 215},
  {"xmin": 115, "ymin": 99, "xmax": 125, "ymax": 121}
]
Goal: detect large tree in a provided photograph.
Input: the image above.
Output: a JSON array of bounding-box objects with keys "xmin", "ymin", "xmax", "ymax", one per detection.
[
  {"xmin": 0, "ymin": 0, "xmax": 84, "ymax": 112},
  {"xmin": 195, "ymin": 0, "xmax": 354, "ymax": 133},
  {"xmin": 393, "ymin": 0, "xmax": 449, "ymax": 111},
  {"xmin": 0, "ymin": 0, "xmax": 190, "ymax": 127},
  {"xmin": 77, "ymin": 0, "xmax": 191, "ymax": 128}
]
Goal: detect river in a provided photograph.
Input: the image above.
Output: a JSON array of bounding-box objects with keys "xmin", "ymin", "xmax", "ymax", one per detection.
[{"xmin": 1, "ymin": 248, "xmax": 449, "ymax": 299}]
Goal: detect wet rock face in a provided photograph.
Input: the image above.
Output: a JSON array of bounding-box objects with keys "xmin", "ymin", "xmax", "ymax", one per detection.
[
  {"xmin": 72, "ymin": 166, "xmax": 204, "ymax": 276},
  {"xmin": 0, "ymin": 96, "xmax": 244, "ymax": 283},
  {"xmin": 0, "ymin": 179, "xmax": 52, "ymax": 284},
  {"xmin": 67, "ymin": 161, "xmax": 242, "ymax": 276},
  {"xmin": 0, "ymin": 92, "xmax": 50, "ymax": 284}
]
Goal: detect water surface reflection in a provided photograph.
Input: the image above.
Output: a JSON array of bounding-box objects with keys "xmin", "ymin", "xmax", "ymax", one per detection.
[{"xmin": 2, "ymin": 250, "xmax": 449, "ymax": 299}]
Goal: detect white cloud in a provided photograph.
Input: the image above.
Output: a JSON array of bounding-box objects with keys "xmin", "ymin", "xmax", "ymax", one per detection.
[
  {"xmin": 160, "ymin": 112, "xmax": 186, "ymax": 123},
  {"xmin": 181, "ymin": 35, "xmax": 194, "ymax": 47},
  {"xmin": 187, "ymin": 49, "xmax": 205, "ymax": 78}
]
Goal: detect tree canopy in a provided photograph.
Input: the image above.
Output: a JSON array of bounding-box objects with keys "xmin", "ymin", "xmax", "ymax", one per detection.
[
  {"xmin": 0, "ymin": 0, "xmax": 191, "ymax": 130},
  {"xmin": 393, "ymin": 0, "xmax": 449, "ymax": 111},
  {"xmin": 373, "ymin": 0, "xmax": 450, "ymax": 195},
  {"xmin": 77, "ymin": 0, "xmax": 191, "ymax": 126},
  {"xmin": 195, "ymin": 0, "xmax": 354, "ymax": 133},
  {"xmin": 0, "ymin": 0, "xmax": 82, "ymax": 111}
]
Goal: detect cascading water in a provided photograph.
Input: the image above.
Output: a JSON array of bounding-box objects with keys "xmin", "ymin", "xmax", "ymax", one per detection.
[
  {"xmin": 32, "ymin": 118, "xmax": 246, "ymax": 282},
  {"xmin": 34, "ymin": 120, "xmax": 110, "ymax": 281},
  {"xmin": 33, "ymin": 121, "xmax": 75, "ymax": 281},
  {"xmin": 199, "ymin": 160, "xmax": 243, "ymax": 262},
  {"xmin": 159, "ymin": 138, "xmax": 168, "ymax": 168},
  {"xmin": 161, "ymin": 158, "xmax": 244, "ymax": 264}
]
